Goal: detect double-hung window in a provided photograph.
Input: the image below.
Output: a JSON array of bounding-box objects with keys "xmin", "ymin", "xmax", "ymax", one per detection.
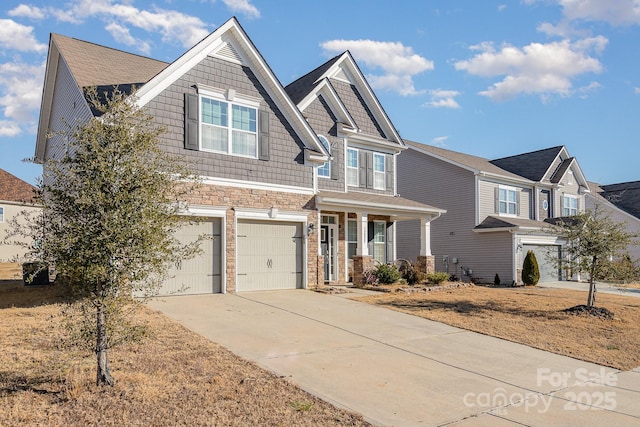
[
  {"xmin": 317, "ymin": 135, "xmax": 330, "ymax": 178},
  {"xmin": 200, "ymin": 94, "xmax": 258, "ymax": 157},
  {"xmin": 498, "ymin": 187, "xmax": 518, "ymax": 215},
  {"xmin": 346, "ymin": 148, "xmax": 359, "ymax": 186},
  {"xmin": 373, "ymin": 221, "xmax": 386, "ymax": 264},
  {"xmin": 373, "ymin": 153, "xmax": 385, "ymax": 190},
  {"xmin": 563, "ymin": 195, "xmax": 578, "ymax": 216},
  {"xmin": 347, "ymin": 219, "xmax": 357, "ymax": 259}
]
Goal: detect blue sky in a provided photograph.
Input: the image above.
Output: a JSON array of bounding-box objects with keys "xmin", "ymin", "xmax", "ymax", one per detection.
[{"xmin": 1, "ymin": 0, "xmax": 639, "ymax": 186}]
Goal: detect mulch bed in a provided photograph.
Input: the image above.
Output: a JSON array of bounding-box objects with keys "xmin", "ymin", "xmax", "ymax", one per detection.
[
  {"xmin": 357, "ymin": 282, "xmax": 474, "ymax": 293},
  {"xmin": 564, "ymin": 305, "xmax": 615, "ymax": 320}
]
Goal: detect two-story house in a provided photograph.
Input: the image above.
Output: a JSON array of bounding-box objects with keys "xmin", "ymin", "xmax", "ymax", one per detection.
[
  {"xmin": 397, "ymin": 142, "xmax": 590, "ymax": 284},
  {"xmin": 34, "ymin": 18, "xmax": 443, "ymax": 294}
]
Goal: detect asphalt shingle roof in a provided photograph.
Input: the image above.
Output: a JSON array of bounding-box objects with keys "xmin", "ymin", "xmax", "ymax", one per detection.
[
  {"xmin": 598, "ymin": 181, "xmax": 640, "ymax": 220},
  {"xmin": 0, "ymin": 169, "xmax": 36, "ymax": 203},
  {"xmin": 284, "ymin": 54, "xmax": 342, "ymax": 105},
  {"xmin": 490, "ymin": 146, "xmax": 563, "ymax": 181}
]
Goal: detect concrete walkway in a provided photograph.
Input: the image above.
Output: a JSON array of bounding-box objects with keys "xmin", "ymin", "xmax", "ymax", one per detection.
[
  {"xmin": 148, "ymin": 289, "xmax": 640, "ymax": 426},
  {"xmin": 538, "ymin": 280, "xmax": 640, "ymax": 298}
]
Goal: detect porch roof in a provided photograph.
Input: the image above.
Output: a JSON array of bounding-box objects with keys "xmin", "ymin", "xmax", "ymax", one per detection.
[{"xmin": 316, "ymin": 190, "xmax": 445, "ymax": 220}]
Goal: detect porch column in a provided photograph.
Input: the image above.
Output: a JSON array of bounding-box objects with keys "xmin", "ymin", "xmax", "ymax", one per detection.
[
  {"xmin": 417, "ymin": 217, "xmax": 435, "ymax": 275},
  {"xmin": 353, "ymin": 211, "xmax": 374, "ymax": 285}
]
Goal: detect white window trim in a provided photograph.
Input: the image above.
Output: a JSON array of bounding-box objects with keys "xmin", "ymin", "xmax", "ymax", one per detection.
[
  {"xmin": 563, "ymin": 195, "xmax": 578, "ymax": 216},
  {"xmin": 346, "ymin": 147, "xmax": 359, "ymax": 187},
  {"xmin": 198, "ymin": 89, "xmax": 260, "ymax": 159},
  {"xmin": 373, "ymin": 220, "xmax": 386, "ymax": 264},
  {"xmin": 317, "ymin": 135, "xmax": 331, "ymax": 179},
  {"xmin": 373, "ymin": 153, "xmax": 385, "ymax": 190},
  {"xmin": 346, "ymin": 219, "xmax": 357, "ymax": 260},
  {"xmin": 498, "ymin": 185, "xmax": 518, "ymax": 217}
]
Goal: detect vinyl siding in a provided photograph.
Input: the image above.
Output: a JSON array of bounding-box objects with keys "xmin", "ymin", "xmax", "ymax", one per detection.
[
  {"xmin": 44, "ymin": 58, "xmax": 93, "ymax": 163},
  {"xmin": 478, "ymin": 180, "xmax": 533, "ymax": 221},
  {"xmin": 145, "ymin": 56, "xmax": 312, "ymax": 189},
  {"xmin": 555, "ymin": 168, "xmax": 583, "ymax": 216}
]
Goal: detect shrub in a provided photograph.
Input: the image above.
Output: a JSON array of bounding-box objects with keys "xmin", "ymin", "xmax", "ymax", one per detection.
[
  {"xmin": 494, "ymin": 273, "xmax": 501, "ymax": 286},
  {"xmin": 374, "ymin": 263, "xmax": 402, "ymax": 284},
  {"xmin": 362, "ymin": 268, "xmax": 378, "ymax": 286},
  {"xmin": 522, "ymin": 250, "xmax": 540, "ymax": 286},
  {"xmin": 402, "ymin": 264, "xmax": 421, "ymax": 285},
  {"xmin": 425, "ymin": 271, "xmax": 450, "ymax": 285}
]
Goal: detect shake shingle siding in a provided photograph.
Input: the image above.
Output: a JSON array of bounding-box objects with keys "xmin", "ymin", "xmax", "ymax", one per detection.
[
  {"xmin": 145, "ymin": 56, "xmax": 312, "ymax": 189},
  {"xmin": 329, "ymin": 79, "xmax": 385, "ymax": 139},
  {"xmin": 305, "ymin": 96, "xmax": 344, "ymax": 192}
]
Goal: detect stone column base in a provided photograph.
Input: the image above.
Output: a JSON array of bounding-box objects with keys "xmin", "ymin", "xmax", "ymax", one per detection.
[
  {"xmin": 416, "ymin": 255, "xmax": 435, "ymax": 275},
  {"xmin": 353, "ymin": 255, "xmax": 375, "ymax": 286}
]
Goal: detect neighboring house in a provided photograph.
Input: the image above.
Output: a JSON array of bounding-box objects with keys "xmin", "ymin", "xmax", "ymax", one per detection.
[
  {"xmin": 0, "ymin": 169, "xmax": 39, "ymax": 279},
  {"xmin": 34, "ymin": 18, "xmax": 443, "ymax": 294},
  {"xmin": 397, "ymin": 143, "xmax": 590, "ymax": 284},
  {"xmin": 284, "ymin": 52, "xmax": 444, "ymax": 284},
  {"xmin": 586, "ymin": 181, "xmax": 640, "ymax": 262}
]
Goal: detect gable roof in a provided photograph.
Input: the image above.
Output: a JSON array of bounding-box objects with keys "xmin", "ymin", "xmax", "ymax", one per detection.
[
  {"xmin": 597, "ymin": 181, "xmax": 640, "ymax": 219},
  {"xmin": 285, "ymin": 52, "xmax": 404, "ymax": 147},
  {"xmin": 404, "ymin": 140, "xmax": 533, "ymax": 183},
  {"xmin": 0, "ymin": 169, "xmax": 36, "ymax": 203},
  {"xmin": 36, "ymin": 18, "xmax": 329, "ymax": 164},
  {"xmin": 490, "ymin": 146, "xmax": 564, "ymax": 181}
]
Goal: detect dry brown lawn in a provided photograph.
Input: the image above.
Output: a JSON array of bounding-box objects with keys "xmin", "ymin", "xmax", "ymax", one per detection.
[
  {"xmin": 0, "ymin": 281, "xmax": 369, "ymax": 426},
  {"xmin": 356, "ymin": 284, "xmax": 640, "ymax": 371}
]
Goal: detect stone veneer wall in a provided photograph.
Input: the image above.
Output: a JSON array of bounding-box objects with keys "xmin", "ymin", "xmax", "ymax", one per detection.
[
  {"xmin": 186, "ymin": 183, "xmax": 319, "ymax": 293},
  {"xmin": 416, "ymin": 255, "xmax": 435, "ymax": 275},
  {"xmin": 352, "ymin": 255, "xmax": 375, "ymax": 286}
]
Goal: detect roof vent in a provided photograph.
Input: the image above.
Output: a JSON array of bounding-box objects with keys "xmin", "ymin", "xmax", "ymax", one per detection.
[{"xmin": 214, "ymin": 42, "xmax": 243, "ymax": 64}]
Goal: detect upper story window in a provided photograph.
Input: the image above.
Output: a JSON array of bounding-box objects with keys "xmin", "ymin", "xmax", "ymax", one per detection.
[
  {"xmin": 317, "ymin": 135, "xmax": 331, "ymax": 178},
  {"xmin": 498, "ymin": 186, "xmax": 518, "ymax": 216},
  {"xmin": 563, "ymin": 195, "xmax": 578, "ymax": 216},
  {"xmin": 373, "ymin": 153, "xmax": 385, "ymax": 190},
  {"xmin": 200, "ymin": 95, "xmax": 258, "ymax": 158},
  {"xmin": 347, "ymin": 148, "xmax": 359, "ymax": 186}
]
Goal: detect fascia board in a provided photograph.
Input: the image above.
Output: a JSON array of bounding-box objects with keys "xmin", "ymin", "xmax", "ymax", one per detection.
[
  {"xmin": 298, "ymin": 79, "xmax": 358, "ymax": 130},
  {"xmin": 317, "ymin": 196, "xmax": 446, "ymax": 216}
]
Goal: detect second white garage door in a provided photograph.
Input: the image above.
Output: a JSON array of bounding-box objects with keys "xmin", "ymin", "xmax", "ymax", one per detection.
[
  {"xmin": 237, "ymin": 220, "xmax": 303, "ymax": 291},
  {"xmin": 522, "ymin": 244, "xmax": 561, "ymax": 282}
]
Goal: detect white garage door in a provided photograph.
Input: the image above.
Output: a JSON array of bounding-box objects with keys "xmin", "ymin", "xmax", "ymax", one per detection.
[
  {"xmin": 237, "ymin": 220, "xmax": 303, "ymax": 291},
  {"xmin": 522, "ymin": 244, "xmax": 560, "ymax": 282},
  {"xmin": 160, "ymin": 219, "xmax": 222, "ymax": 295}
]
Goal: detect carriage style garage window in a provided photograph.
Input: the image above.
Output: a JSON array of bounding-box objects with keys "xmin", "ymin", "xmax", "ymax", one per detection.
[
  {"xmin": 317, "ymin": 135, "xmax": 331, "ymax": 178},
  {"xmin": 563, "ymin": 195, "xmax": 578, "ymax": 216},
  {"xmin": 200, "ymin": 95, "xmax": 258, "ymax": 157},
  {"xmin": 347, "ymin": 148, "xmax": 359, "ymax": 186},
  {"xmin": 373, "ymin": 153, "xmax": 385, "ymax": 190}
]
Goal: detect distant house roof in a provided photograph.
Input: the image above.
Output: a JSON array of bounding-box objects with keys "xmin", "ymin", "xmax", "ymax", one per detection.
[
  {"xmin": 51, "ymin": 33, "xmax": 169, "ymax": 89},
  {"xmin": 597, "ymin": 181, "xmax": 640, "ymax": 220},
  {"xmin": 285, "ymin": 54, "xmax": 342, "ymax": 105},
  {"xmin": 0, "ymin": 169, "xmax": 36, "ymax": 203},
  {"xmin": 403, "ymin": 140, "xmax": 532, "ymax": 183},
  {"xmin": 489, "ymin": 146, "xmax": 564, "ymax": 181}
]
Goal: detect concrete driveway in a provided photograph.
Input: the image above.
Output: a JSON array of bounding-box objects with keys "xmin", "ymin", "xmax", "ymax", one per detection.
[{"xmin": 148, "ymin": 289, "xmax": 640, "ymax": 426}]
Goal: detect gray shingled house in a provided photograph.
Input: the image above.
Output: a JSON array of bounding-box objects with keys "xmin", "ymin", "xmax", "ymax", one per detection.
[
  {"xmin": 397, "ymin": 143, "xmax": 590, "ymax": 284},
  {"xmin": 34, "ymin": 17, "xmax": 443, "ymax": 294}
]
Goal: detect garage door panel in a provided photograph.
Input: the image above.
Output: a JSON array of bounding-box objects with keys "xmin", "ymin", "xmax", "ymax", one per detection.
[
  {"xmin": 522, "ymin": 244, "xmax": 560, "ymax": 282},
  {"xmin": 237, "ymin": 220, "xmax": 303, "ymax": 291},
  {"xmin": 160, "ymin": 219, "xmax": 222, "ymax": 295}
]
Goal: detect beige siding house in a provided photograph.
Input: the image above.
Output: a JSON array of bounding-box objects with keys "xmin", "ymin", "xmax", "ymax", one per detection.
[{"xmin": 397, "ymin": 143, "xmax": 590, "ymax": 284}]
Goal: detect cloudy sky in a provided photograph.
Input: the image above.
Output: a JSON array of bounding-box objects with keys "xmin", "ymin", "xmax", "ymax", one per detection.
[{"xmin": 1, "ymin": 0, "xmax": 639, "ymax": 185}]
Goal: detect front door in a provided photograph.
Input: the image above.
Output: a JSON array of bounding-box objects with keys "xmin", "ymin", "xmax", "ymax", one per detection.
[{"xmin": 320, "ymin": 221, "xmax": 337, "ymax": 282}]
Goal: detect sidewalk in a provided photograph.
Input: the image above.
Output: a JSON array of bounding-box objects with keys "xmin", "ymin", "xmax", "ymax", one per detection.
[{"xmin": 538, "ymin": 280, "xmax": 640, "ymax": 298}]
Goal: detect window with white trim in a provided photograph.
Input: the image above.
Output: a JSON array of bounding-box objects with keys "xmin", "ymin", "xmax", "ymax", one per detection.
[
  {"xmin": 347, "ymin": 219, "xmax": 357, "ymax": 259},
  {"xmin": 563, "ymin": 195, "xmax": 578, "ymax": 216},
  {"xmin": 373, "ymin": 153, "xmax": 385, "ymax": 190},
  {"xmin": 200, "ymin": 95, "xmax": 258, "ymax": 157},
  {"xmin": 317, "ymin": 135, "xmax": 330, "ymax": 178},
  {"xmin": 347, "ymin": 148, "xmax": 358, "ymax": 186},
  {"xmin": 373, "ymin": 221, "xmax": 386, "ymax": 264},
  {"xmin": 498, "ymin": 187, "xmax": 518, "ymax": 215}
]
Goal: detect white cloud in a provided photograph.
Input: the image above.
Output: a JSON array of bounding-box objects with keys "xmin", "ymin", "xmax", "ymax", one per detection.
[
  {"xmin": 222, "ymin": 0, "xmax": 260, "ymax": 19},
  {"xmin": 0, "ymin": 19, "xmax": 47, "ymax": 53},
  {"xmin": 320, "ymin": 39, "xmax": 434, "ymax": 96},
  {"xmin": 498, "ymin": 4, "xmax": 507, "ymax": 12},
  {"xmin": 432, "ymin": 136, "xmax": 448, "ymax": 147},
  {"xmin": 8, "ymin": 4, "xmax": 46, "ymax": 20},
  {"xmin": 558, "ymin": 0, "xmax": 640, "ymax": 26},
  {"xmin": 424, "ymin": 89, "xmax": 461, "ymax": 109},
  {"xmin": 105, "ymin": 22, "xmax": 151, "ymax": 55},
  {"xmin": 0, "ymin": 120, "xmax": 22, "ymax": 137},
  {"xmin": 455, "ymin": 38, "xmax": 606, "ymax": 101},
  {"xmin": 635, "ymin": 87, "xmax": 640, "ymax": 94},
  {"xmin": 0, "ymin": 59, "xmax": 45, "ymax": 135}
]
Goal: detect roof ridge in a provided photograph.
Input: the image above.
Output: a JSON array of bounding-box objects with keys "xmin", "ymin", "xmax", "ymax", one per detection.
[{"xmin": 491, "ymin": 145, "xmax": 564, "ymax": 162}]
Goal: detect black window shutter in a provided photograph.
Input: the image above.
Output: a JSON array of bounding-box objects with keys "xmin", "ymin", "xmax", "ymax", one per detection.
[
  {"xmin": 184, "ymin": 93, "xmax": 199, "ymax": 151},
  {"xmin": 385, "ymin": 154, "xmax": 394, "ymax": 191},
  {"xmin": 330, "ymin": 145, "xmax": 339, "ymax": 180},
  {"xmin": 367, "ymin": 221, "xmax": 374, "ymax": 256},
  {"xmin": 366, "ymin": 152, "xmax": 374, "ymax": 189},
  {"xmin": 359, "ymin": 151, "xmax": 366, "ymax": 188},
  {"xmin": 258, "ymin": 110, "xmax": 270, "ymax": 161}
]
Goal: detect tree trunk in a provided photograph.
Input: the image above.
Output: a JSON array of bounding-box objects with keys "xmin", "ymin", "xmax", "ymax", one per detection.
[
  {"xmin": 586, "ymin": 256, "xmax": 597, "ymax": 308},
  {"xmin": 96, "ymin": 299, "xmax": 114, "ymax": 386}
]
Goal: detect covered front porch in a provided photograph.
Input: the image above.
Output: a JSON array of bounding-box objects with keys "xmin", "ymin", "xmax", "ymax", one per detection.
[{"xmin": 315, "ymin": 191, "xmax": 445, "ymax": 285}]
